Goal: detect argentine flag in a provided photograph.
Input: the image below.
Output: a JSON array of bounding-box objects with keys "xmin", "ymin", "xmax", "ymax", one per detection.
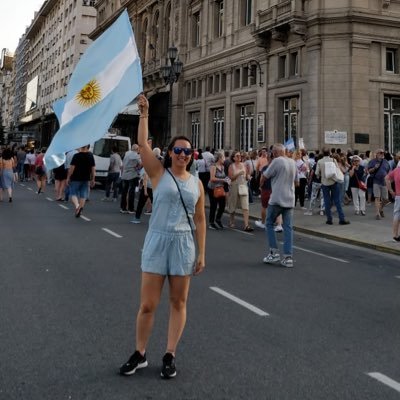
[
  {"xmin": 284, "ymin": 137, "xmax": 295, "ymax": 151},
  {"xmin": 44, "ymin": 9, "xmax": 142, "ymax": 170}
]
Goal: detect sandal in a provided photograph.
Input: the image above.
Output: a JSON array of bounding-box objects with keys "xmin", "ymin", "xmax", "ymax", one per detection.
[{"xmin": 244, "ymin": 226, "xmax": 254, "ymax": 232}]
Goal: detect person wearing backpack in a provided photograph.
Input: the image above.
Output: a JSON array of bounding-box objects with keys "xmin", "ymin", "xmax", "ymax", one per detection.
[
  {"xmin": 367, "ymin": 149, "xmax": 391, "ymax": 220},
  {"xmin": 315, "ymin": 148, "xmax": 350, "ymax": 225}
]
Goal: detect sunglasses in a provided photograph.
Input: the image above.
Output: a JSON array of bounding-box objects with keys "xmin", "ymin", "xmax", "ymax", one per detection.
[{"xmin": 172, "ymin": 146, "xmax": 194, "ymax": 156}]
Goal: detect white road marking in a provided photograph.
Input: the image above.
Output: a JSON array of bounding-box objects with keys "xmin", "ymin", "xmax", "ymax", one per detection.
[
  {"xmin": 80, "ymin": 215, "xmax": 91, "ymax": 222},
  {"xmin": 395, "ymin": 276, "xmax": 400, "ymax": 279},
  {"xmin": 367, "ymin": 372, "xmax": 400, "ymax": 393},
  {"xmin": 20, "ymin": 183, "xmax": 26, "ymax": 187},
  {"xmin": 27, "ymin": 187, "xmax": 33, "ymax": 191},
  {"xmin": 46, "ymin": 197, "xmax": 53, "ymax": 202},
  {"xmin": 102, "ymin": 228, "xmax": 122, "ymax": 238},
  {"xmin": 292, "ymin": 245, "xmax": 349, "ymax": 263},
  {"xmin": 210, "ymin": 286, "xmax": 269, "ymax": 317},
  {"xmin": 59, "ymin": 204, "xmax": 69, "ymax": 210},
  {"xmin": 230, "ymin": 228, "xmax": 254, "ymax": 236}
]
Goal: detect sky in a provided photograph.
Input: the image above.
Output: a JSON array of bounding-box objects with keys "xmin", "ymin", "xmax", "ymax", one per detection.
[{"xmin": 1, "ymin": 0, "xmax": 45, "ymax": 53}]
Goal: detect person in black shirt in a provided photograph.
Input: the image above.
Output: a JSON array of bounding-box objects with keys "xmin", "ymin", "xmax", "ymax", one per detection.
[{"xmin": 66, "ymin": 145, "xmax": 96, "ymax": 217}]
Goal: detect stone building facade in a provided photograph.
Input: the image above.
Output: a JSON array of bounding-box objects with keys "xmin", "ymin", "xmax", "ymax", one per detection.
[
  {"xmin": 4, "ymin": 0, "xmax": 400, "ymax": 153},
  {"xmin": 14, "ymin": 0, "xmax": 97, "ymax": 146},
  {"xmin": 94, "ymin": 0, "xmax": 400, "ymax": 153}
]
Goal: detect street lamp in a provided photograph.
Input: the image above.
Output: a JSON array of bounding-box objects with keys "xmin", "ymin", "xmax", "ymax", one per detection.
[{"xmin": 161, "ymin": 45, "xmax": 183, "ymax": 145}]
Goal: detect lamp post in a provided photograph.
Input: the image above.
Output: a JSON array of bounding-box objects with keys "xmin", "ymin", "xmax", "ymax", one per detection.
[{"xmin": 161, "ymin": 45, "xmax": 183, "ymax": 146}]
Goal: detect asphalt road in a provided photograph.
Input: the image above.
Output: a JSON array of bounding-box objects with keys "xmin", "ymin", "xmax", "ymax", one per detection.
[{"xmin": 1, "ymin": 182, "xmax": 399, "ymax": 400}]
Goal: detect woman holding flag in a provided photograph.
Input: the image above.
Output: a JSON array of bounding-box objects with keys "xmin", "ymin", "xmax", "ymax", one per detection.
[{"xmin": 120, "ymin": 94, "xmax": 206, "ymax": 379}]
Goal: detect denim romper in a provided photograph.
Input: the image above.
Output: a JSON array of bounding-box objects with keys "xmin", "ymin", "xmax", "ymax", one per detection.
[{"xmin": 141, "ymin": 170, "xmax": 200, "ymax": 276}]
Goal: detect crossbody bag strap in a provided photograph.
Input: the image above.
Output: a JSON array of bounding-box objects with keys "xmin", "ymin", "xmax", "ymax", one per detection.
[{"xmin": 166, "ymin": 168, "xmax": 194, "ymax": 236}]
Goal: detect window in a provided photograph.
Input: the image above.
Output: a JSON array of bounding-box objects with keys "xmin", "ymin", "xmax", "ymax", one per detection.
[
  {"xmin": 384, "ymin": 95, "xmax": 400, "ymax": 153},
  {"xmin": 208, "ymin": 76, "xmax": 213, "ymax": 95},
  {"xmin": 215, "ymin": 74, "xmax": 220, "ymax": 93},
  {"xmin": 278, "ymin": 55, "xmax": 287, "ymax": 79},
  {"xmin": 191, "ymin": 112, "xmax": 200, "ymax": 149},
  {"xmin": 192, "ymin": 80, "xmax": 197, "ymax": 98},
  {"xmin": 242, "ymin": 67, "xmax": 249, "ymax": 87},
  {"xmin": 234, "ymin": 68, "xmax": 240, "ymax": 89},
  {"xmin": 197, "ymin": 80, "xmax": 202, "ymax": 97},
  {"xmin": 290, "ymin": 52, "xmax": 299, "ymax": 76},
  {"xmin": 282, "ymin": 97, "xmax": 299, "ymax": 146},
  {"xmin": 239, "ymin": 105, "xmax": 254, "ymax": 151},
  {"xmin": 213, "ymin": 109, "xmax": 224, "ymax": 150},
  {"xmin": 215, "ymin": 1, "xmax": 224, "ymax": 38},
  {"xmin": 241, "ymin": 0, "xmax": 252, "ymax": 26},
  {"xmin": 386, "ymin": 48, "xmax": 397, "ymax": 73},
  {"xmin": 221, "ymin": 73, "xmax": 226, "ymax": 91},
  {"xmin": 192, "ymin": 12, "xmax": 200, "ymax": 47},
  {"xmin": 186, "ymin": 82, "xmax": 192, "ymax": 99}
]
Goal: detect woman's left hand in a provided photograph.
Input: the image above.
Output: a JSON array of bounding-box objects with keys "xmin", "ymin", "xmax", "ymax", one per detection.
[{"xmin": 193, "ymin": 255, "xmax": 205, "ymax": 275}]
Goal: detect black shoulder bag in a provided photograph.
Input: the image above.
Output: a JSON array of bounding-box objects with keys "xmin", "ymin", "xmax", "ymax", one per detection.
[{"xmin": 166, "ymin": 168, "xmax": 194, "ymax": 237}]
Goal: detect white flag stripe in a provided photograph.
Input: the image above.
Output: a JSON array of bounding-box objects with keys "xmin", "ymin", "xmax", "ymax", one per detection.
[{"xmin": 62, "ymin": 38, "xmax": 136, "ymax": 126}]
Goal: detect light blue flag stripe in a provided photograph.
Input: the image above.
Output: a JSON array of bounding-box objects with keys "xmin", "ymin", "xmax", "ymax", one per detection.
[{"xmin": 45, "ymin": 10, "xmax": 142, "ymax": 170}]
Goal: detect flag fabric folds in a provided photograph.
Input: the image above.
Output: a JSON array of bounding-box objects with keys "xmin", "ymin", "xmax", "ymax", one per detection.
[
  {"xmin": 44, "ymin": 9, "xmax": 142, "ymax": 170},
  {"xmin": 284, "ymin": 137, "xmax": 295, "ymax": 151}
]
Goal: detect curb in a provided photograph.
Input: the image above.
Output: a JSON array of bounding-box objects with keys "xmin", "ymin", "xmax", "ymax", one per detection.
[
  {"xmin": 206, "ymin": 204, "xmax": 400, "ymax": 256},
  {"xmin": 292, "ymin": 226, "xmax": 400, "ymax": 257}
]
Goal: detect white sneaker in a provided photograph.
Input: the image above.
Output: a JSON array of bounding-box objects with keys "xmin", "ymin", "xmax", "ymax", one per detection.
[
  {"xmin": 263, "ymin": 252, "xmax": 281, "ymax": 264},
  {"xmin": 281, "ymin": 256, "xmax": 294, "ymax": 268},
  {"xmin": 319, "ymin": 210, "xmax": 325, "ymax": 216},
  {"xmin": 255, "ymin": 220, "xmax": 265, "ymax": 229},
  {"xmin": 304, "ymin": 210, "xmax": 313, "ymax": 216},
  {"xmin": 274, "ymin": 225, "xmax": 283, "ymax": 232}
]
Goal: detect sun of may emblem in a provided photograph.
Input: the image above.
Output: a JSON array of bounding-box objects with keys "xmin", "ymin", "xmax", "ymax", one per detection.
[{"xmin": 76, "ymin": 79, "xmax": 101, "ymax": 107}]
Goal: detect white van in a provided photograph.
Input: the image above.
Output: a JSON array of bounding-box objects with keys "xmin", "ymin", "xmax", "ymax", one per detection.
[{"xmin": 91, "ymin": 133, "xmax": 131, "ymax": 185}]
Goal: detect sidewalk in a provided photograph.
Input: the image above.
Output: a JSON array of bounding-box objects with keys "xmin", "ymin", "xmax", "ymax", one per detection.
[{"xmin": 246, "ymin": 198, "xmax": 400, "ymax": 256}]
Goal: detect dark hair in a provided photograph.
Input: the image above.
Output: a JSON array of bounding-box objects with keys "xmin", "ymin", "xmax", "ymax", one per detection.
[
  {"xmin": 112, "ymin": 145, "xmax": 118, "ymax": 153},
  {"xmin": 322, "ymin": 147, "xmax": 330, "ymax": 156},
  {"xmin": 163, "ymin": 135, "xmax": 194, "ymax": 171},
  {"xmin": 1, "ymin": 148, "xmax": 12, "ymax": 160}
]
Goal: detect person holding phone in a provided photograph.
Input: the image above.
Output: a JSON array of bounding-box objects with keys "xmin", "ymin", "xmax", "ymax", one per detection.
[{"xmin": 119, "ymin": 94, "xmax": 206, "ymax": 379}]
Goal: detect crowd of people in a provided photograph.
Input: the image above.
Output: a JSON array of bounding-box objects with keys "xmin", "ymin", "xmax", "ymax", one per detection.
[
  {"xmin": 1, "ymin": 142, "xmax": 400, "ymax": 243},
  {"xmin": 2, "ymin": 121, "xmax": 400, "ymax": 379}
]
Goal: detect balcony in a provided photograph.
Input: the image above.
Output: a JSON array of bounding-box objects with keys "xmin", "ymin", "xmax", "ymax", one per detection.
[{"xmin": 253, "ymin": 0, "xmax": 306, "ymax": 47}]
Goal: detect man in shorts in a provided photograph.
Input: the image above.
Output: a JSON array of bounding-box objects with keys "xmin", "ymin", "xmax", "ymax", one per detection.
[
  {"xmin": 367, "ymin": 149, "xmax": 391, "ymax": 220},
  {"xmin": 66, "ymin": 145, "xmax": 96, "ymax": 217}
]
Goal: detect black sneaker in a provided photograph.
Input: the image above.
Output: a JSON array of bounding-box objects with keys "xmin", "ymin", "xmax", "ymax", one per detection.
[
  {"xmin": 161, "ymin": 352, "xmax": 177, "ymax": 379},
  {"xmin": 209, "ymin": 223, "xmax": 219, "ymax": 230},
  {"xmin": 339, "ymin": 220, "xmax": 350, "ymax": 225},
  {"xmin": 119, "ymin": 351, "xmax": 148, "ymax": 376},
  {"xmin": 215, "ymin": 220, "xmax": 224, "ymax": 229}
]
